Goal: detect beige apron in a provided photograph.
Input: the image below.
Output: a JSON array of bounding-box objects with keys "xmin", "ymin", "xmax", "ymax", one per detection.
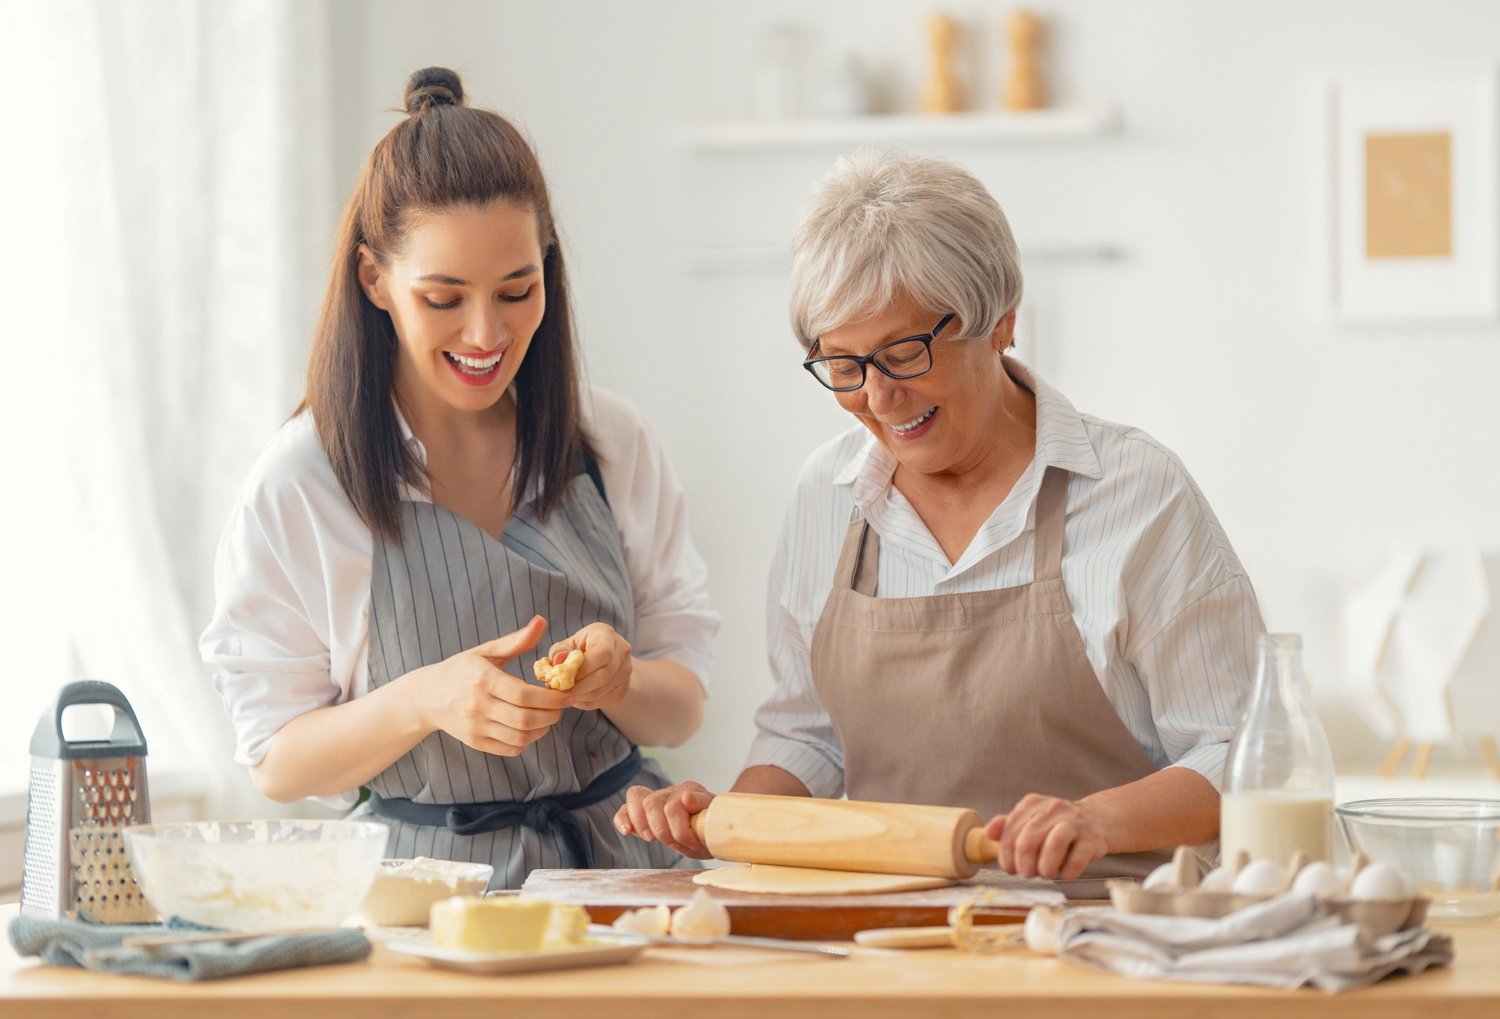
[{"xmin": 810, "ymin": 465, "xmax": 1170, "ymax": 880}]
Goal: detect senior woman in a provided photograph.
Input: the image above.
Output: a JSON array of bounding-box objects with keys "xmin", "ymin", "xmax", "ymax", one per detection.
[{"xmin": 617, "ymin": 149, "xmax": 1263, "ymax": 882}]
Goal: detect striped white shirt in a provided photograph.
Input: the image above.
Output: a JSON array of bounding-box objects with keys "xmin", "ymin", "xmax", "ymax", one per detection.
[{"xmin": 746, "ymin": 359, "xmax": 1263, "ymax": 799}]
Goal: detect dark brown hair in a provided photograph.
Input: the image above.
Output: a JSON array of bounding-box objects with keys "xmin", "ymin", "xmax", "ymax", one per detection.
[{"xmin": 303, "ymin": 66, "xmax": 591, "ymax": 540}]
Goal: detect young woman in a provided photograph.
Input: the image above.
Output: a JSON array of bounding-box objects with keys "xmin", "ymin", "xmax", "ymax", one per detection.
[{"xmin": 202, "ymin": 67, "xmax": 717, "ymax": 887}]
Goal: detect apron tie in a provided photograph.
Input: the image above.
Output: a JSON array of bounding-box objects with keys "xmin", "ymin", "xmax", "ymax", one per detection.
[{"xmin": 368, "ymin": 746, "xmax": 643, "ymax": 869}]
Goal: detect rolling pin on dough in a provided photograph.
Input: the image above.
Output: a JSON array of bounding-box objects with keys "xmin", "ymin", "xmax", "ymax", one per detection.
[{"xmin": 688, "ymin": 792, "xmax": 1000, "ymax": 879}]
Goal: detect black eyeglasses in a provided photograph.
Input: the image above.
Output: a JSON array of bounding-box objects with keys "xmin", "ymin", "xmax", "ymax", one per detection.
[{"xmin": 802, "ymin": 313, "xmax": 956, "ymax": 392}]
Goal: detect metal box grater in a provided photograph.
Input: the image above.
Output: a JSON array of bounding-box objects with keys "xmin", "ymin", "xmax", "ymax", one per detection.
[{"xmin": 21, "ymin": 680, "xmax": 155, "ymax": 922}]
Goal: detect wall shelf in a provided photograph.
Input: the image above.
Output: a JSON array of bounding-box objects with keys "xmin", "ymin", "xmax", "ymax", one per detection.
[
  {"xmin": 672, "ymin": 106, "xmax": 1120, "ymax": 153},
  {"xmin": 677, "ymin": 243, "xmax": 1123, "ymax": 275}
]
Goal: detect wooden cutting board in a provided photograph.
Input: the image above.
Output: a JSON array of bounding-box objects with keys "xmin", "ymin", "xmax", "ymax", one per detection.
[{"xmin": 521, "ymin": 868, "xmax": 1040, "ymax": 940}]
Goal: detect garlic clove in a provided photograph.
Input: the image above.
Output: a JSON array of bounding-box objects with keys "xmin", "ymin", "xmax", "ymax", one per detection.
[
  {"xmin": 611, "ymin": 903, "xmax": 671, "ymax": 937},
  {"xmin": 1023, "ymin": 904, "xmax": 1063, "ymax": 955},
  {"xmin": 669, "ymin": 888, "xmax": 731, "ymax": 938}
]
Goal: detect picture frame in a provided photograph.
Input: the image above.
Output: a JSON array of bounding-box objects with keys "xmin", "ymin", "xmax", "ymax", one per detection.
[{"xmin": 1325, "ymin": 68, "xmax": 1499, "ymax": 323}]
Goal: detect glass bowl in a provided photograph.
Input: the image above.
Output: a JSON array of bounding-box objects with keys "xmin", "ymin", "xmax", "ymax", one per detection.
[
  {"xmin": 124, "ymin": 819, "xmax": 390, "ymax": 931},
  {"xmin": 1336, "ymin": 798, "xmax": 1500, "ymax": 920}
]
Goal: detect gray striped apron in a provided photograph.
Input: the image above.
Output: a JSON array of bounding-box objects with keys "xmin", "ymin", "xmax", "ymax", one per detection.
[{"xmin": 362, "ymin": 466, "xmax": 684, "ymax": 888}]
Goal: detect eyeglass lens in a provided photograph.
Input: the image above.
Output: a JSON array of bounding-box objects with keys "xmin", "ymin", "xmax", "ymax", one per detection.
[{"xmin": 810, "ymin": 337, "xmax": 933, "ymax": 391}]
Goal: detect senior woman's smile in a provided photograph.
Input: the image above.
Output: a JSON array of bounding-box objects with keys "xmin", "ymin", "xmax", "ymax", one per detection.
[
  {"xmin": 887, "ymin": 405, "xmax": 937, "ymax": 437},
  {"xmin": 814, "ymin": 294, "xmax": 1031, "ymax": 481}
]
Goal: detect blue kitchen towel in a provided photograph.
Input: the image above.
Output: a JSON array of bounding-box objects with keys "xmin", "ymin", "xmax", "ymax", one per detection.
[{"xmin": 8, "ymin": 914, "xmax": 371, "ymax": 981}]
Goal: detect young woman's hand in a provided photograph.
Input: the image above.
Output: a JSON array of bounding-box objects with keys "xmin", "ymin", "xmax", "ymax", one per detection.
[
  {"xmin": 546, "ymin": 621, "xmax": 632, "ymax": 711},
  {"xmin": 614, "ymin": 781, "xmax": 716, "ymax": 858},
  {"xmin": 408, "ymin": 615, "xmax": 572, "ymax": 756}
]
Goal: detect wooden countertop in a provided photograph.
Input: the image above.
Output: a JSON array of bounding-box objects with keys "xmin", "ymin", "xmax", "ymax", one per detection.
[{"xmin": 2, "ymin": 906, "xmax": 1497, "ymax": 1019}]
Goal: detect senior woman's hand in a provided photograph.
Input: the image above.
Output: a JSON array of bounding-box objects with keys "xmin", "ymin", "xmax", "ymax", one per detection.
[
  {"xmin": 984, "ymin": 793, "xmax": 1111, "ymax": 881},
  {"xmin": 614, "ymin": 781, "xmax": 716, "ymax": 858}
]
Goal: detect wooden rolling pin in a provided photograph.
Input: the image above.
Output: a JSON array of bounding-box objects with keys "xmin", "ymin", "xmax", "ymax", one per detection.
[{"xmin": 688, "ymin": 792, "xmax": 1000, "ymax": 879}]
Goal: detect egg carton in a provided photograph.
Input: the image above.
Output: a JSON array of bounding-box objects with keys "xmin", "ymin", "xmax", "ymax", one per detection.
[{"xmin": 1107, "ymin": 846, "xmax": 1429, "ymax": 936}]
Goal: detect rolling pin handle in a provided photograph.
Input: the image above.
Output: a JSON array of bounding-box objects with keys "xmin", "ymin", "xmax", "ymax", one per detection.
[{"xmin": 964, "ymin": 826, "xmax": 999, "ymax": 865}]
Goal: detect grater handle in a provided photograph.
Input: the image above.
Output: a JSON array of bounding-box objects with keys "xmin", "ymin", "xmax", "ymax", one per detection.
[{"xmin": 30, "ymin": 680, "xmax": 148, "ymax": 759}]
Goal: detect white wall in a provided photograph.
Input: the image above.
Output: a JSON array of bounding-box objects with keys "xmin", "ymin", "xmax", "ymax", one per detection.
[{"xmin": 328, "ymin": 0, "xmax": 1500, "ymax": 789}]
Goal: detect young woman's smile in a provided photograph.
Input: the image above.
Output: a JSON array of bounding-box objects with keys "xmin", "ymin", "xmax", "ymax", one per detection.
[{"xmin": 443, "ymin": 343, "xmax": 509, "ymax": 386}]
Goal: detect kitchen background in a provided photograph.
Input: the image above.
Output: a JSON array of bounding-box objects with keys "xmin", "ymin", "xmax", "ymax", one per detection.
[{"xmin": 2, "ymin": 0, "xmax": 1498, "ymax": 893}]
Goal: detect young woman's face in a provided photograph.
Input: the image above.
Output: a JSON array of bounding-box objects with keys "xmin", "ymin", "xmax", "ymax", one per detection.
[{"xmin": 358, "ymin": 199, "xmax": 545, "ymax": 417}]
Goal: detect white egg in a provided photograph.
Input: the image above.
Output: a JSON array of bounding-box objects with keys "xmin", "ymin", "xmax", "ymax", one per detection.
[
  {"xmin": 669, "ymin": 888, "xmax": 731, "ymax": 939},
  {"xmin": 1142, "ymin": 862, "xmax": 1177, "ymax": 890},
  {"xmin": 1200, "ymin": 866, "xmax": 1234, "ymax": 892},
  {"xmin": 1290, "ymin": 861, "xmax": 1341, "ymax": 900},
  {"xmin": 1231, "ymin": 859, "xmax": 1288, "ymax": 896},
  {"xmin": 1024, "ymin": 905, "xmax": 1063, "ymax": 955},
  {"xmin": 1349, "ymin": 862, "xmax": 1412, "ymax": 902}
]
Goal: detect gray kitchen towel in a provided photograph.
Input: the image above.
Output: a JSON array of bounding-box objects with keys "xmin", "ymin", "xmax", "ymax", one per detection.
[
  {"xmin": 8, "ymin": 915, "xmax": 371, "ymax": 981},
  {"xmin": 1053, "ymin": 892, "xmax": 1454, "ymax": 993}
]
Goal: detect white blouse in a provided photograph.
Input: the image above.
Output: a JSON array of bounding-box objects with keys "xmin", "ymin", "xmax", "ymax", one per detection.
[
  {"xmin": 746, "ymin": 360, "xmax": 1264, "ymax": 798},
  {"xmin": 201, "ymin": 385, "xmax": 719, "ymax": 786}
]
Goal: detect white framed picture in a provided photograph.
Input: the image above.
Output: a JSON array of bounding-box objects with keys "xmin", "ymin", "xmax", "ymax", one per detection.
[{"xmin": 1326, "ymin": 68, "xmax": 1499, "ymax": 323}]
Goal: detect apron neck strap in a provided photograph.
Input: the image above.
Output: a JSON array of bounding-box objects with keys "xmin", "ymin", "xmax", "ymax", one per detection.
[
  {"xmin": 835, "ymin": 463, "xmax": 1071, "ymax": 595},
  {"xmin": 828, "ymin": 505, "xmax": 883, "ymax": 597},
  {"xmin": 851, "ymin": 517, "xmax": 879, "ymax": 596},
  {"xmin": 1032, "ymin": 465, "xmax": 1069, "ymax": 581}
]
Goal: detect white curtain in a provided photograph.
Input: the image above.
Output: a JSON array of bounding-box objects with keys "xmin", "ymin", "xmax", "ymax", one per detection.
[{"xmin": 0, "ymin": 0, "xmax": 334, "ymax": 817}]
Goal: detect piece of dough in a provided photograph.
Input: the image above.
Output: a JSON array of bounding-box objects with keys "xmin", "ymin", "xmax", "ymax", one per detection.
[
  {"xmin": 533, "ymin": 649, "xmax": 584, "ymax": 691},
  {"xmin": 693, "ymin": 864, "xmax": 953, "ymax": 895}
]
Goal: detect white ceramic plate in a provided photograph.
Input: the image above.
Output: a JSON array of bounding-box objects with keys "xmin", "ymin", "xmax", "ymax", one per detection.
[{"xmin": 387, "ymin": 934, "xmax": 647, "ymax": 975}]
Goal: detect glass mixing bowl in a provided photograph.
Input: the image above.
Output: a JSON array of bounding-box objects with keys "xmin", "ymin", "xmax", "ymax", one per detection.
[
  {"xmin": 1336, "ymin": 798, "xmax": 1500, "ymax": 920},
  {"xmin": 124, "ymin": 819, "xmax": 390, "ymax": 931}
]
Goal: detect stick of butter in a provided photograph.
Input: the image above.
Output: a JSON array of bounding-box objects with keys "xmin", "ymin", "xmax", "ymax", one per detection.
[
  {"xmin": 429, "ymin": 896, "xmax": 591, "ymax": 953},
  {"xmin": 542, "ymin": 901, "xmax": 589, "ymax": 947},
  {"xmin": 430, "ymin": 897, "xmax": 553, "ymax": 952}
]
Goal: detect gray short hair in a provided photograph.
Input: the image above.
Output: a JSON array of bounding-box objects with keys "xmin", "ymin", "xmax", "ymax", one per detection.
[{"xmin": 788, "ymin": 148, "xmax": 1023, "ymax": 349}]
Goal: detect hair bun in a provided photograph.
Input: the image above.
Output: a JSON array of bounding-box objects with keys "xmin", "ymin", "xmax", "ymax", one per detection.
[{"xmin": 404, "ymin": 67, "xmax": 465, "ymax": 114}]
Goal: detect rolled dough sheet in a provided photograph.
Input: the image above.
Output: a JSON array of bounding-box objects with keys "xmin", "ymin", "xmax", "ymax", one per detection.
[{"xmin": 693, "ymin": 864, "xmax": 953, "ymax": 895}]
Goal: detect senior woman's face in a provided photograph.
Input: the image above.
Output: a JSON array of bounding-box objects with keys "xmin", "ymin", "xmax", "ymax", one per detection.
[{"xmin": 814, "ymin": 293, "xmax": 1014, "ymax": 479}]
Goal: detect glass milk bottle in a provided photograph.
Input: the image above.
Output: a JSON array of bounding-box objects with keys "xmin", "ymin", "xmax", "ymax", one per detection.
[{"xmin": 1220, "ymin": 633, "xmax": 1336, "ymax": 868}]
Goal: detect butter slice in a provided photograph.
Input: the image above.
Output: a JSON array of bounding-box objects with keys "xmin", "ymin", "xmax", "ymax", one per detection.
[
  {"xmin": 542, "ymin": 903, "xmax": 590, "ymax": 948},
  {"xmin": 430, "ymin": 897, "xmax": 554, "ymax": 952}
]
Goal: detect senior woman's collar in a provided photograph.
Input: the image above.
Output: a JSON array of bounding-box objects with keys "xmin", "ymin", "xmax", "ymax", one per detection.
[
  {"xmin": 1008, "ymin": 360, "xmax": 1104, "ymax": 481},
  {"xmin": 833, "ymin": 358, "xmax": 1104, "ymax": 507}
]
